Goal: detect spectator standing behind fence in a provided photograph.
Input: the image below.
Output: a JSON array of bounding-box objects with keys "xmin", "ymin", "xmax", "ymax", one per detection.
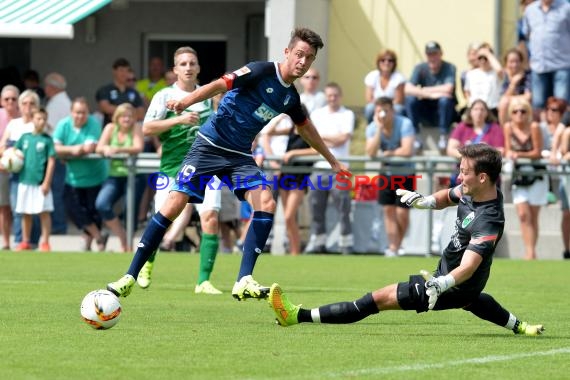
[
  {"xmin": 498, "ymin": 48, "xmax": 532, "ymax": 126},
  {"xmin": 522, "ymin": 0, "xmax": 570, "ymax": 119},
  {"xmin": 299, "ymin": 68, "xmax": 326, "ymax": 113},
  {"xmin": 464, "ymin": 44, "xmax": 504, "ymax": 119},
  {"xmin": 365, "ymin": 97, "xmax": 415, "ymax": 257},
  {"xmin": 263, "ymin": 106, "xmax": 313, "ymax": 256},
  {"xmin": 504, "ymin": 97, "xmax": 546, "ymax": 260},
  {"xmin": 14, "ymin": 109, "xmax": 55, "ymax": 252},
  {"xmin": 0, "ymin": 89, "xmax": 41, "ymax": 247},
  {"xmin": 136, "ymin": 57, "xmax": 167, "ymax": 108},
  {"xmin": 559, "ymin": 121, "xmax": 570, "ymax": 259},
  {"xmin": 53, "ymin": 98, "xmax": 109, "ymax": 252},
  {"xmin": 405, "ymin": 41, "xmax": 457, "ymax": 151},
  {"xmin": 541, "ymin": 97, "xmax": 569, "ymax": 259},
  {"xmin": 363, "ymin": 49, "xmax": 406, "ymax": 123},
  {"xmin": 95, "ymin": 103, "xmax": 143, "ymax": 252},
  {"xmin": 0, "ymin": 85, "xmax": 20, "ymax": 249},
  {"xmin": 44, "ymin": 72, "xmax": 71, "ymax": 235},
  {"xmin": 305, "ymin": 82, "xmax": 354, "ymax": 255},
  {"xmin": 96, "ymin": 58, "xmax": 145, "ymax": 126}
]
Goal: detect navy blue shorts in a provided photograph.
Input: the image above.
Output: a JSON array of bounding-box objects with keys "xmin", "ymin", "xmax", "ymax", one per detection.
[{"xmin": 172, "ymin": 136, "xmax": 268, "ymax": 203}]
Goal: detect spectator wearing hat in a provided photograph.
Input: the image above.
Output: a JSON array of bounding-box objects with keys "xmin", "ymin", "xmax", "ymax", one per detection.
[{"xmin": 405, "ymin": 41, "xmax": 458, "ymax": 151}]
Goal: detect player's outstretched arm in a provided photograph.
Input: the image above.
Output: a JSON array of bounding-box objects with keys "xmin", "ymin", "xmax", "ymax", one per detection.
[
  {"xmin": 297, "ymin": 120, "xmax": 351, "ymax": 175},
  {"xmin": 166, "ymin": 78, "xmax": 228, "ymax": 114}
]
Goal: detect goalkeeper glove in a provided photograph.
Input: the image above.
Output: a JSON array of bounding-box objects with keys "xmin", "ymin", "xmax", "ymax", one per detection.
[
  {"xmin": 396, "ymin": 189, "xmax": 436, "ymax": 209},
  {"xmin": 420, "ymin": 270, "xmax": 455, "ymax": 310}
]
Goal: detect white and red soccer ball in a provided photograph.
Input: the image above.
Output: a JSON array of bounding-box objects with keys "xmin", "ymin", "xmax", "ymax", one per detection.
[{"xmin": 80, "ymin": 289, "xmax": 122, "ymax": 330}]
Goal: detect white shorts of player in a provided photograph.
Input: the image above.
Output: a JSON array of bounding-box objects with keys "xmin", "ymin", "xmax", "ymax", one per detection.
[{"xmin": 154, "ymin": 176, "xmax": 222, "ymax": 214}]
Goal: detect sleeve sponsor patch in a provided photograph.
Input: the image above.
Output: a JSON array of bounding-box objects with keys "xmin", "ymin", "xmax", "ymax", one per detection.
[{"xmin": 233, "ymin": 66, "xmax": 251, "ymax": 77}]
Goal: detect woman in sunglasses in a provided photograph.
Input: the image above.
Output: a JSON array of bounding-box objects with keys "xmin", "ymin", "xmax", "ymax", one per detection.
[
  {"xmin": 504, "ymin": 97, "xmax": 546, "ymax": 260},
  {"xmin": 363, "ymin": 49, "xmax": 406, "ymax": 123}
]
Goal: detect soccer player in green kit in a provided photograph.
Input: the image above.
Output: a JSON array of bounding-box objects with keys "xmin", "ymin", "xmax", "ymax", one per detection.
[{"xmin": 136, "ymin": 46, "xmax": 222, "ymax": 295}]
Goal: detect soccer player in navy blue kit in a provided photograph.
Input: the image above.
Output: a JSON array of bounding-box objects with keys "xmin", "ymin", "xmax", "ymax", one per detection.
[
  {"xmin": 269, "ymin": 144, "xmax": 544, "ymax": 335},
  {"xmin": 107, "ymin": 28, "xmax": 349, "ymax": 300}
]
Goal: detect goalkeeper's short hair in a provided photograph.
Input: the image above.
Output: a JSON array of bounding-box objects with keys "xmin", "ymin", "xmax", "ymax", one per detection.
[{"xmin": 458, "ymin": 144, "xmax": 502, "ymax": 184}]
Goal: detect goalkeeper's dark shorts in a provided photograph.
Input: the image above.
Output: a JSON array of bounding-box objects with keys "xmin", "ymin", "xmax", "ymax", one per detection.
[{"xmin": 397, "ymin": 274, "xmax": 480, "ymax": 313}]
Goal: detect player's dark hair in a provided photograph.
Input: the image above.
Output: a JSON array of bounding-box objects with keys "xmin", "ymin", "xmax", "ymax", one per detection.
[
  {"xmin": 289, "ymin": 28, "xmax": 324, "ymax": 52},
  {"xmin": 458, "ymin": 143, "xmax": 502, "ymax": 184}
]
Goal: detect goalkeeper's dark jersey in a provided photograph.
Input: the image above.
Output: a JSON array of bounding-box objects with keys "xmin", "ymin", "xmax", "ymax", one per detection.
[{"xmin": 437, "ymin": 185, "xmax": 505, "ymax": 295}]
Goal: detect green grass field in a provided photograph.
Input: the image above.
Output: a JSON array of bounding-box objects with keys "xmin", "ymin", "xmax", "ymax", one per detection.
[{"xmin": 1, "ymin": 251, "xmax": 569, "ymax": 380}]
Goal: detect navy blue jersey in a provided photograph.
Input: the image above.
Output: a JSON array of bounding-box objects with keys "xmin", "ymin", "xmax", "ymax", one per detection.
[
  {"xmin": 437, "ymin": 185, "xmax": 505, "ymax": 295},
  {"xmin": 199, "ymin": 61, "xmax": 307, "ymax": 154}
]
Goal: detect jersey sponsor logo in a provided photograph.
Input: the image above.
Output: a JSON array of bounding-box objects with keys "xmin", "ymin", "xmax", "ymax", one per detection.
[
  {"xmin": 283, "ymin": 94, "xmax": 291, "ymax": 106},
  {"xmin": 266, "ymin": 87, "xmax": 273, "ymax": 93},
  {"xmin": 462, "ymin": 211, "xmax": 475, "ymax": 228},
  {"xmin": 233, "ymin": 66, "xmax": 251, "ymax": 77},
  {"xmin": 253, "ymin": 103, "xmax": 278, "ymax": 122}
]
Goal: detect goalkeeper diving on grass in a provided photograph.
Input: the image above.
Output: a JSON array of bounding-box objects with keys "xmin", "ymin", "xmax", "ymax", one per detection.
[{"xmin": 268, "ymin": 143, "xmax": 544, "ymax": 335}]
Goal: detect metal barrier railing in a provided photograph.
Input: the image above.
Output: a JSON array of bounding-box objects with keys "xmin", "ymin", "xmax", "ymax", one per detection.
[{"xmin": 77, "ymin": 153, "xmax": 570, "ymax": 252}]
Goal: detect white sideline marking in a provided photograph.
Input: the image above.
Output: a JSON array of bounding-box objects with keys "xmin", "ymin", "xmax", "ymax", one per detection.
[
  {"xmin": 0, "ymin": 280, "xmax": 47, "ymax": 285},
  {"xmin": 331, "ymin": 347, "xmax": 570, "ymax": 377}
]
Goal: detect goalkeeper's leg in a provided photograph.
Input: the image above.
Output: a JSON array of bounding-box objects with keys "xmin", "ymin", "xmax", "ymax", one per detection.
[
  {"xmin": 464, "ymin": 293, "xmax": 544, "ymax": 335},
  {"xmin": 297, "ymin": 292, "xmax": 379, "ymax": 324}
]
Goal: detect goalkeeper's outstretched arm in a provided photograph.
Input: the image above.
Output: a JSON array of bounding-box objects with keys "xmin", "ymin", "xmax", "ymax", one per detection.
[
  {"xmin": 430, "ymin": 187, "xmax": 459, "ymax": 209},
  {"xmin": 396, "ymin": 188, "xmax": 457, "ymax": 210}
]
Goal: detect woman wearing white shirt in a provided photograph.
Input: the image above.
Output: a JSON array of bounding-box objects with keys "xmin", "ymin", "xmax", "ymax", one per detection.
[
  {"xmin": 363, "ymin": 49, "xmax": 406, "ymax": 122},
  {"xmin": 464, "ymin": 44, "xmax": 504, "ymax": 118}
]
